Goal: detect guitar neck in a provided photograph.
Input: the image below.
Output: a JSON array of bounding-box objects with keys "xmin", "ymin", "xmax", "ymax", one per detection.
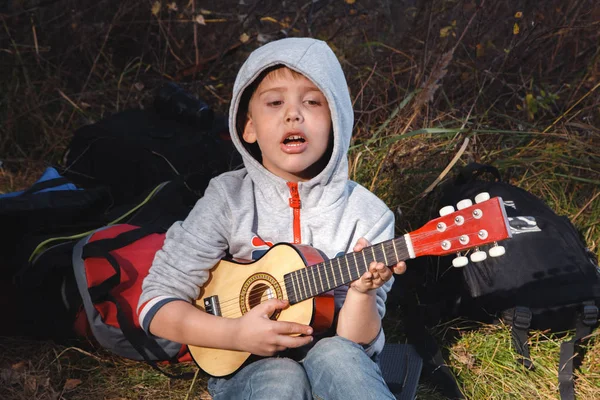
[{"xmin": 284, "ymin": 235, "xmax": 412, "ymax": 304}]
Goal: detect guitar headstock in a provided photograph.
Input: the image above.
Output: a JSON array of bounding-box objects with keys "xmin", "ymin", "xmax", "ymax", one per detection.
[{"xmin": 410, "ymin": 194, "xmax": 512, "ymax": 264}]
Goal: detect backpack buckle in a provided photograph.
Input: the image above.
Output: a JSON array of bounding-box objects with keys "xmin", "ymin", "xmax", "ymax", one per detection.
[
  {"xmin": 512, "ymin": 307, "xmax": 532, "ymax": 330},
  {"xmin": 582, "ymin": 304, "xmax": 598, "ymax": 327}
]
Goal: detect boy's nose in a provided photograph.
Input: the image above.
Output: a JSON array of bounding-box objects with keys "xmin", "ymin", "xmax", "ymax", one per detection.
[{"xmin": 285, "ymin": 108, "xmax": 303, "ymax": 123}]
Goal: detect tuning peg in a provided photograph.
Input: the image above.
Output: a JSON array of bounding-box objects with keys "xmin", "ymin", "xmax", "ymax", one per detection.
[
  {"xmin": 452, "ymin": 256, "xmax": 469, "ymax": 267},
  {"xmin": 488, "ymin": 244, "xmax": 506, "ymax": 257},
  {"xmin": 470, "ymin": 249, "xmax": 487, "ymax": 262},
  {"xmin": 475, "ymin": 192, "xmax": 491, "ymax": 203},
  {"xmin": 439, "ymin": 205, "xmax": 455, "ymax": 216},
  {"xmin": 457, "ymin": 199, "xmax": 473, "ymax": 210}
]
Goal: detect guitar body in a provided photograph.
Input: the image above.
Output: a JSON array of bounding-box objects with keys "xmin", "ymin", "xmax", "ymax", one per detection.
[
  {"xmin": 187, "ymin": 196, "xmax": 512, "ymax": 377},
  {"xmin": 189, "ymin": 243, "xmax": 334, "ymax": 377}
]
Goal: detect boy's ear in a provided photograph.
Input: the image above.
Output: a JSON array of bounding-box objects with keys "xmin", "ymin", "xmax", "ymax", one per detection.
[{"xmin": 242, "ymin": 117, "xmax": 257, "ymax": 144}]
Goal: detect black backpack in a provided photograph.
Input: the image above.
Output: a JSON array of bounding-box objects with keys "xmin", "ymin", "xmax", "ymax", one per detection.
[
  {"xmin": 3, "ymin": 87, "xmax": 237, "ymax": 341},
  {"xmin": 398, "ymin": 163, "xmax": 600, "ymax": 400}
]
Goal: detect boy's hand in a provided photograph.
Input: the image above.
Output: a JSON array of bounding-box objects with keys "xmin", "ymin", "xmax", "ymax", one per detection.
[
  {"xmin": 233, "ymin": 299, "xmax": 313, "ymax": 356},
  {"xmin": 350, "ymin": 237, "xmax": 407, "ymax": 294}
]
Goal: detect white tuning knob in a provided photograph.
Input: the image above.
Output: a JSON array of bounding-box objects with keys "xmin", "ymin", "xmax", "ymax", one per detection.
[
  {"xmin": 439, "ymin": 205, "xmax": 455, "ymax": 216},
  {"xmin": 470, "ymin": 250, "xmax": 487, "ymax": 262},
  {"xmin": 452, "ymin": 256, "xmax": 469, "ymax": 267},
  {"xmin": 457, "ymin": 199, "xmax": 473, "ymax": 210},
  {"xmin": 489, "ymin": 245, "xmax": 506, "ymax": 257},
  {"xmin": 475, "ymin": 192, "xmax": 491, "ymax": 203}
]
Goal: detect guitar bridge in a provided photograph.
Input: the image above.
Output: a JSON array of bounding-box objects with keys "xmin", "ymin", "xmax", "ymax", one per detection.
[{"xmin": 203, "ymin": 296, "xmax": 221, "ymax": 316}]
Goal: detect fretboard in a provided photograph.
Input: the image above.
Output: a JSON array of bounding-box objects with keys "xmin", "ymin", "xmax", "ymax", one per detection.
[{"xmin": 284, "ymin": 236, "xmax": 411, "ymax": 304}]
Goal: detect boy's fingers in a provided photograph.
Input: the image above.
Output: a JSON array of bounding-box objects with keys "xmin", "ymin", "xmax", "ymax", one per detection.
[
  {"xmin": 255, "ymin": 299, "xmax": 288, "ymax": 317},
  {"xmin": 393, "ymin": 261, "xmax": 407, "ymax": 274},
  {"xmin": 276, "ymin": 320, "xmax": 313, "ymax": 336},
  {"xmin": 378, "ymin": 267, "xmax": 392, "ymax": 281},
  {"xmin": 276, "ymin": 333, "xmax": 314, "ymax": 349},
  {"xmin": 353, "ymin": 237, "xmax": 371, "ymax": 252}
]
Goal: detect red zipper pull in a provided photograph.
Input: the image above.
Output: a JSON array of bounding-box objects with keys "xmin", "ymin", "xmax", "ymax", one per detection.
[{"xmin": 287, "ymin": 182, "xmax": 302, "ymax": 244}]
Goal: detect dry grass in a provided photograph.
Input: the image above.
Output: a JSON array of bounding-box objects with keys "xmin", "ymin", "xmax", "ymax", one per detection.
[{"xmin": 1, "ymin": 0, "xmax": 599, "ymax": 398}]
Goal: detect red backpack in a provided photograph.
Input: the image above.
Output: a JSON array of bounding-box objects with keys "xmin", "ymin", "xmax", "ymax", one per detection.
[{"xmin": 72, "ymin": 224, "xmax": 192, "ymax": 364}]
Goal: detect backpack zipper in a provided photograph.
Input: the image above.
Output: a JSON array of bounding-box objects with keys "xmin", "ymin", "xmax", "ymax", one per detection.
[{"xmin": 287, "ymin": 182, "xmax": 302, "ymax": 244}]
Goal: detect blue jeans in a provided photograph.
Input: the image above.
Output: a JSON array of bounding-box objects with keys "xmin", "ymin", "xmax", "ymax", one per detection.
[{"xmin": 208, "ymin": 336, "xmax": 395, "ymax": 400}]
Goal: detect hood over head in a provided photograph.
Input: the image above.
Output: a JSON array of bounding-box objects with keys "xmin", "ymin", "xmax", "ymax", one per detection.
[{"xmin": 229, "ymin": 37, "xmax": 354, "ymax": 211}]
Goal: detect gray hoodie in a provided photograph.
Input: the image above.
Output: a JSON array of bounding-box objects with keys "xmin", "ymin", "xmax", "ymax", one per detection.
[{"xmin": 138, "ymin": 37, "xmax": 395, "ymax": 357}]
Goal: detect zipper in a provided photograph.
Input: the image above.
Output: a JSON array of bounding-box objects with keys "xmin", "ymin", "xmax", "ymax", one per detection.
[{"xmin": 287, "ymin": 182, "xmax": 302, "ymax": 244}]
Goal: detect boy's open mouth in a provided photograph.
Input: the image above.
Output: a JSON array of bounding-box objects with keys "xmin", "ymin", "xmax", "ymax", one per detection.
[{"xmin": 282, "ymin": 134, "xmax": 306, "ymax": 145}]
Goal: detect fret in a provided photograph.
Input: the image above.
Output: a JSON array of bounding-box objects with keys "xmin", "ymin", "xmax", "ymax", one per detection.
[
  {"xmin": 344, "ymin": 256, "xmax": 352, "ymax": 282},
  {"xmin": 292, "ymin": 272, "xmax": 299, "ymax": 303},
  {"xmin": 371, "ymin": 246, "xmax": 376, "ymax": 264},
  {"xmin": 381, "ymin": 243, "xmax": 388, "ymax": 266},
  {"xmin": 336, "ymin": 258, "xmax": 344, "ymax": 282},
  {"xmin": 392, "ymin": 239, "xmax": 399, "ymax": 263},
  {"xmin": 299, "ymin": 268, "xmax": 308, "ymax": 299},
  {"xmin": 353, "ymin": 252, "xmax": 360, "ymax": 278},
  {"xmin": 310, "ymin": 267, "xmax": 318, "ymax": 295},
  {"xmin": 304, "ymin": 268, "xmax": 313, "ymax": 298},
  {"xmin": 324, "ymin": 261, "xmax": 331, "ymax": 291},
  {"xmin": 330, "ymin": 260, "xmax": 338, "ymax": 287},
  {"xmin": 316, "ymin": 263, "xmax": 324, "ymax": 293},
  {"xmin": 362, "ymin": 251, "xmax": 367, "ymax": 269}
]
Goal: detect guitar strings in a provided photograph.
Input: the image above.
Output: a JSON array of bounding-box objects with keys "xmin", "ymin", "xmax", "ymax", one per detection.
[
  {"xmin": 213, "ymin": 220, "xmax": 490, "ymax": 315},
  {"xmin": 213, "ymin": 212, "xmax": 498, "ymax": 316},
  {"xmin": 216, "ymin": 240, "xmax": 485, "ymax": 315}
]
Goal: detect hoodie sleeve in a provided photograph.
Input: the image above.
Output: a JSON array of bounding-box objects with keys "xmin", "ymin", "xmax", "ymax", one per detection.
[
  {"xmin": 137, "ymin": 178, "xmax": 231, "ymax": 332},
  {"xmin": 358, "ymin": 207, "xmax": 396, "ymax": 357}
]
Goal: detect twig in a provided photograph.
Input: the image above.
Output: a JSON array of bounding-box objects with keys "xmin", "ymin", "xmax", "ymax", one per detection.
[
  {"xmin": 192, "ymin": 0, "xmax": 200, "ymax": 75},
  {"xmin": 573, "ymin": 191, "xmax": 600, "ymax": 222},
  {"xmin": 57, "ymin": 89, "xmax": 84, "ymax": 114},
  {"xmin": 51, "ymin": 346, "xmax": 107, "ymax": 365},
  {"xmin": 80, "ymin": 23, "xmax": 114, "ymax": 97},
  {"xmin": 542, "ymin": 82, "xmax": 600, "ymax": 133},
  {"xmin": 420, "ymin": 137, "xmax": 470, "ymax": 197},
  {"xmin": 352, "ymin": 63, "xmax": 377, "ymax": 107},
  {"xmin": 184, "ymin": 368, "xmax": 200, "ymax": 400}
]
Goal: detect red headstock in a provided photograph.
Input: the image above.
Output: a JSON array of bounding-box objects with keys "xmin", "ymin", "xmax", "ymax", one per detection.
[{"xmin": 409, "ymin": 196, "xmax": 512, "ymax": 258}]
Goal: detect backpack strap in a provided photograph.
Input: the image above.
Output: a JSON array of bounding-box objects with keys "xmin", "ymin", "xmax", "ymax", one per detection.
[
  {"xmin": 82, "ymin": 226, "xmax": 194, "ymax": 379},
  {"xmin": 22, "ymin": 177, "xmax": 71, "ymax": 195},
  {"xmin": 558, "ymin": 301, "xmax": 598, "ymax": 400},
  {"xmin": 454, "ymin": 163, "xmax": 501, "ymax": 185},
  {"xmin": 403, "ymin": 303, "xmax": 465, "ymax": 399},
  {"xmin": 503, "ymin": 306, "xmax": 535, "ymax": 370}
]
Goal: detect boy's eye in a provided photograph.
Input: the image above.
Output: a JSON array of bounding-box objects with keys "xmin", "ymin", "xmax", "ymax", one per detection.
[
  {"xmin": 267, "ymin": 100, "xmax": 283, "ymax": 107},
  {"xmin": 304, "ymin": 99, "xmax": 322, "ymax": 106}
]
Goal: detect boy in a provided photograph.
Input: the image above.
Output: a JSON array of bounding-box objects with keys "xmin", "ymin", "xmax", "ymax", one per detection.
[{"xmin": 139, "ymin": 37, "xmax": 406, "ymax": 399}]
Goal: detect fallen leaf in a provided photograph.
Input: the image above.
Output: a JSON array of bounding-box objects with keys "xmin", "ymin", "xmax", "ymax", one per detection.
[
  {"xmin": 63, "ymin": 378, "xmax": 82, "ymax": 391},
  {"xmin": 513, "ymin": 22, "xmax": 520, "ymax": 35},
  {"xmin": 11, "ymin": 361, "xmax": 26, "ymax": 372},
  {"xmin": 151, "ymin": 1, "xmax": 161, "ymax": 16},
  {"xmin": 195, "ymin": 14, "xmax": 206, "ymax": 25},
  {"xmin": 134, "ymin": 82, "xmax": 145, "ymax": 91},
  {"xmin": 515, "ymin": 11, "xmax": 523, "ymax": 18},
  {"xmin": 167, "ymin": 2, "xmax": 178, "ymax": 12},
  {"xmin": 345, "ymin": 0, "xmax": 356, "ymax": 4},
  {"xmin": 440, "ymin": 26, "xmax": 453, "ymax": 38},
  {"xmin": 24, "ymin": 375, "xmax": 38, "ymax": 394},
  {"xmin": 476, "ymin": 43, "xmax": 484, "ymax": 57},
  {"xmin": 239, "ymin": 33, "xmax": 250, "ymax": 43}
]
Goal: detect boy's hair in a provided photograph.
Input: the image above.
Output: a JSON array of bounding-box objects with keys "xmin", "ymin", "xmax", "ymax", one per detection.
[{"xmin": 235, "ymin": 65, "xmax": 305, "ymax": 162}]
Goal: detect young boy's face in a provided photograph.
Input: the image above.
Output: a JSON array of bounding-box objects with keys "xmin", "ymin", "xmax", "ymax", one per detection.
[{"xmin": 242, "ymin": 68, "xmax": 332, "ymax": 182}]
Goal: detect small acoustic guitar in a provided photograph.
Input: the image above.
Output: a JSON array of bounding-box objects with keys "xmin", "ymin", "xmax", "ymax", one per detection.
[{"xmin": 190, "ymin": 193, "xmax": 512, "ymax": 377}]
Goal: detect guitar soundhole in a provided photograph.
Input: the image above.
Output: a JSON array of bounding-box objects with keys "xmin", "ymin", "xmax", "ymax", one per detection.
[
  {"xmin": 248, "ymin": 283, "xmax": 271, "ymax": 309},
  {"xmin": 240, "ymin": 273, "xmax": 283, "ymax": 319}
]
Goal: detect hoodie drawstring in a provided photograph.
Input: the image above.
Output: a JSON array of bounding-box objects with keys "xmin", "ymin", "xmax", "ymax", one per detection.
[{"xmin": 287, "ymin": 182, "xmax": 302, "ymax": 244}]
